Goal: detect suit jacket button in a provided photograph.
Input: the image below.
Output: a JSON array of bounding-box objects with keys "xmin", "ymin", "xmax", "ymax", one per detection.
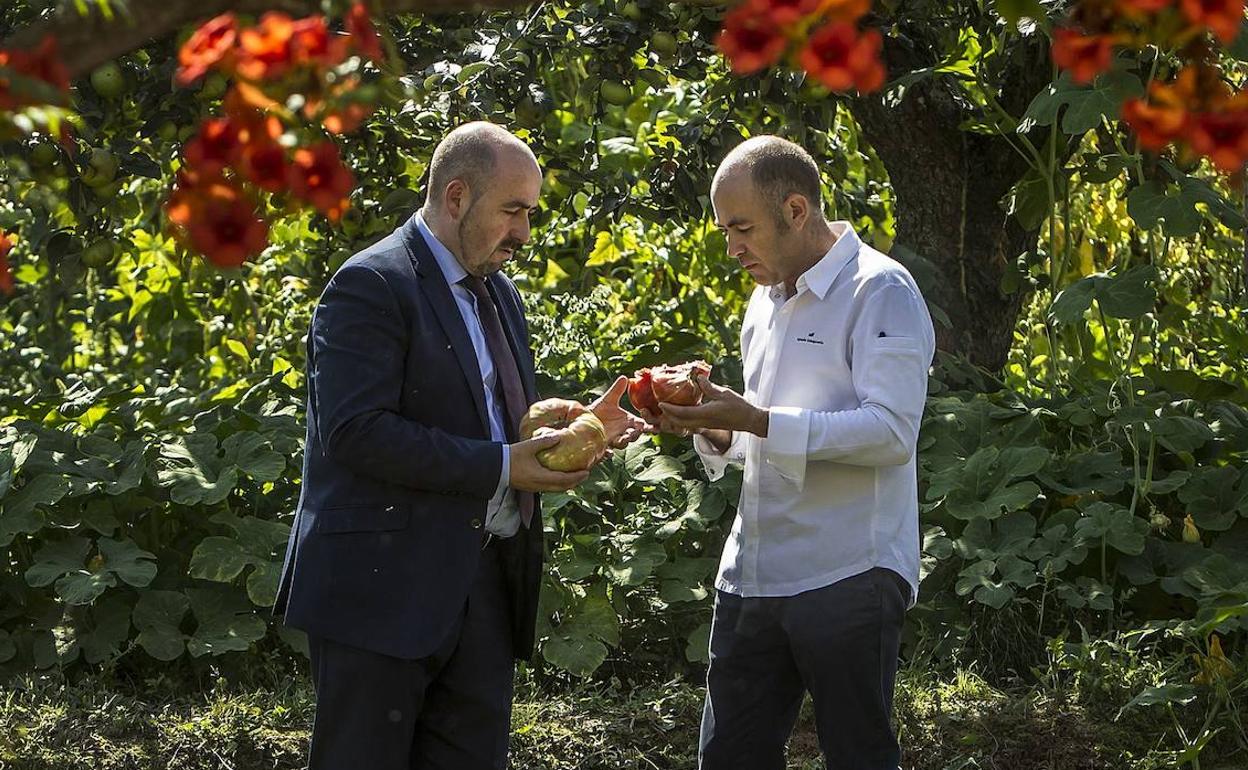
[{"xmin": 470, "ymin": 518, "xmax": 482, "ymax": 529}]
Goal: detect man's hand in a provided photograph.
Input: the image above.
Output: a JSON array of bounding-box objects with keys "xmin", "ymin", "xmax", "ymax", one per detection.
[
  {"xmin": 589, "ymin": 376, "xmax": 653, "ymax": 449},
  {"xmin": 654, "ymin": 375, "xmax": 769, "ymax": 438},
  {"xmin": 509, "ymin": 434, "xmax": 591, "ymax": 492}
]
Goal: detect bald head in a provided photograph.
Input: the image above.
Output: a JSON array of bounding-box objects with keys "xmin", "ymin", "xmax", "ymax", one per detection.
[
  {"xmin": 713, "ymin": 136, "xmax": 824, "ymax": 228},
  {"xmin": 426, "ymin": 121, "xmax": 539, "ymax": 211}
]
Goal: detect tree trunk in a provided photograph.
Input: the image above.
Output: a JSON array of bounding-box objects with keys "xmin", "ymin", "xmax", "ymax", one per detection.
[{"xmin": 850, "ymin": 35, "xmax": 1053, "ymax": 372}]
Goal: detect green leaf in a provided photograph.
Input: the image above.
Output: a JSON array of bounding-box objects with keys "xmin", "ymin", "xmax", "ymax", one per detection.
[
  {"xmin": 634, "ymin": 454, "xmax": 684, "ymax": 484},
  {"xmin": 1127, "ymin": 181, "xmax": 1203, "ymax": 237},
  {"xmin": 1179, "ymin": 466, "xmax": 1248, "ymax": 531},
  {"xmin": 77, "ymin": 596, "xmax": 132, "ymax": 665},
  {"xmin": 606, "ymin": 537, "xmax": 667, "ymax": 586},
  {"xmin": 1119, "ymin": 684, "xmax": 1198, "ymax": 714},
  {"xmin": 1074, "ymin": 502, "xmax": 1149, "ymax": 555},
  {"xmin": 932, "ymin": 446, "xmax": 1048, "ymax": 520},
  {"xmin": 1020, "ymin": 72, "xmax": 1143, "ymax": 135},
  {"xmin": 685, "ymin": 622, "xmax": 711, "ymax": 664},
  {"xmin": 1, "ymin": 473, "xmax": 71, "ymax": 545},
  {"xmin": 97, "ymin": 537, "xmax": 157, "ymax": 587},
  {"xmin": 553, "ymin": 543, "xmax": 600, "ymax": 581},
  {"xmin": 186, "ymin": 587, "xmax": 267, "ymax": 656},
  {"xmin": 133, "ymin": 590, "xmax": 190, "ymax": 661},
  {"xmin": 158, "ymin": 434, "xmax": 238, "ymax": 506},
  {"xmin": 221, "ymin": 432, "xmax": 285, "ymax": 482},
  {"xmin": 25, "ymin": 536, "xmax": 91, "ymax": 587},
  {"xmin": 245, "ymin": 560, "xmax": 282, "ymax": 607},
  {"xmin": 189, "ymin": 536, "xmax": 261, "ymax": 583},
  {"xmin": 542, "ymin": 633, "xmax": 607, "ymax": 677},
  {"xmin": 564, "ymin": 585, "xmax": 620, "ymax": 647},
  {"xmin": 657, "ymin": 556, "xmax": 717, "ymax": 603},
  {"xmin": 994, "ymin": 0, "xmax": 1044, "ymax": 24}
]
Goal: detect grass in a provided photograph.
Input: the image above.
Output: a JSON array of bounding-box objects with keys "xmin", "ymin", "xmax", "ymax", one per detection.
[{"xmin": 0, "ymin": 657, "xmax": 1243, "ymax": 770}]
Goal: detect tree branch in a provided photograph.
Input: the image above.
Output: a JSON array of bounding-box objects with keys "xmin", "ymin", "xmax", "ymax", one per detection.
[{"xmin": 3, "ymin": 0, "xmax": 534, "ymax": 79}]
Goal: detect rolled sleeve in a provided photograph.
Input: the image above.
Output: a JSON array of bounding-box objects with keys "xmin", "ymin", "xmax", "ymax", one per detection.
[
  {"xmin": 694, "ymin": 431, "xmax": 746, "ymax": 481},
  {"xmin": 762, "ymin": 406, "xmax": 811, "ymax": 488}
]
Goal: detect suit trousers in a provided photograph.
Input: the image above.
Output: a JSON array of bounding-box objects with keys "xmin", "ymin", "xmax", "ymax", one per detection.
[
  {"xmin": 305, "ymin": 541, "xmax": 514, "ymax": 770},
  {"xmin": 698, "ymin": 567, "xmax": 909, "ymax": 770}
]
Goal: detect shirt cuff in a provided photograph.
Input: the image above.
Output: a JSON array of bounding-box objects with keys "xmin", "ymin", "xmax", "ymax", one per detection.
[
  {"xmin": 497, "ymin": 443, "xmax": 511, "ymax": 497},
  {"xmin": 763, "ymin": 406, "xmax": 810, "ymax": 489},
  {"xmin": 693, "ymin": 432, "xmax": 744, "ymax": 481}
]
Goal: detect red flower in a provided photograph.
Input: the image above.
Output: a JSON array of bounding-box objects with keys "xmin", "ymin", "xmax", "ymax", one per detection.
[
  {"xmin": 239, "ymin": 141, "xmax": 291, "ymax": 192},
  {"xmin": 291, "ymin": 16, "xmax": 343, "ymax": 69},
  {"xmin": 307, "ymin": 76, "xmax": 375, "ymax": 134},
  {"xmin": 183, "ymin": 117, "xmax": 244, "ymax": 178},
  {"xmin": 1180, "ymin": 0, "xmax": 1245, "ymax": 44},
  {"xmin": 236, "ymin": 12, "xmax": 296, "ymax": 81},
  {"xmin": 289, "ymin": 142, "xmax": 355, "ymax": 221},
  {"xmin": 817, "ymin": 0, "xmax": 873, "ymax": 23},
  {"xmin": 746, "ymin": 0, "xmax": 821, "ymax": 27},
  {"xmin": 0, "ymin": 230, "xmax": 14, "ymax": 296},
  {"xmin": 717, "ymin": 5, "xmax": 787, "ymax": 75},
  {"xmin": 1187, "ymin": 103, "xmax": 1248, "ymax": 171},
  {"xmin": 1051, "ymin": 28, "xmax": 1115, "ymax": 85},
  {"xmin": 798, "ymin": 23, "xmax": 885, "ymax": 93},
  {"xmin": 0, "ymin": 35, "xmax": 70, "ymax": 109},
  {"xmin": 1122, "ymin": 70, "xmax": 1195, "ymax": 150},
  {"xmin": 1123, "ymin": 98, "xmax": 1188, "ymax": 150},
  {"xmin": 167, "ymin": 178, "xmax": 269, "ymax": 267},
  {"xmin": 346, "ymin": 3, "xmax": 385, "ymax": 63},
  {"xmin": 176, "ymin": 13, "xmax": 237, "ymax": 86}
]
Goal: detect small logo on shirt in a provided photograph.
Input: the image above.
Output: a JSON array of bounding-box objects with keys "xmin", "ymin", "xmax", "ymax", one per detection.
[{"xmin": 795, "ymin": 331, "xmax": 824, "ymax": 345}]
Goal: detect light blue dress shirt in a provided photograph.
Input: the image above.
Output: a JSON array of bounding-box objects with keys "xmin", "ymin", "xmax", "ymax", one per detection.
[{"xmin": 415, "ymin": 213, "xmax": 519, "ymax": 537}]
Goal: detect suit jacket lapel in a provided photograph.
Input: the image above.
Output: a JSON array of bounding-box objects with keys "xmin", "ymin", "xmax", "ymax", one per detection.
[{"xmin": 403, "ymin": 218, "xmax": 491, "ymax": 435}]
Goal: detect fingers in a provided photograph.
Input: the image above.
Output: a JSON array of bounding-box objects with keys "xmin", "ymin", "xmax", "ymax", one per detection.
[
  {"xmin": 695, "ymin": 373, "xmax": 721, "ymax": 399},
  {"xmin": 532, "ymin": 469, "xmax": 590, "ymax": 491},
  {"xmin": 605, "ymin": 375, "xmax": 629, "ymax": 401},
  {"xmin": 520, "ymin": 433, "xmax": 562, "ymax": 451}
]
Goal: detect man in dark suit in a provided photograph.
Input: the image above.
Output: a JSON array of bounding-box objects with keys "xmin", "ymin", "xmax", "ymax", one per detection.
[{"xmin": 274, "ymin": 122, "xmax": 646, "ymax": 770}]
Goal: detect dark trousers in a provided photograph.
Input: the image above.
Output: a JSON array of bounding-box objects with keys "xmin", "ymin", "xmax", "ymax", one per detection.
[
  {"xmin": 699, "ymin": 567, "xmax": 909, "ymax": 770},
  {"xmin": 305, "ymin": 542, "xmax": 514, "ymax": 770}
]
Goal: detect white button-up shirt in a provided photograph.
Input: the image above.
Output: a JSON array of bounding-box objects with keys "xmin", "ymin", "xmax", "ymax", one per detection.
[
  {"xmin": 695, "ymin": 222, "xmax": 935, "ymax": 603},
  {"xmin": 416, "ymin": 214, "xmax": 518, "ymax": 536}
]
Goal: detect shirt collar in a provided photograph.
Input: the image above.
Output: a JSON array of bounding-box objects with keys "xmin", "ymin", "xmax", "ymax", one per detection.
[
  {"xmin": 795, "ymin": 221, "xmax": 861, "ymax": 301},
  {"xmin": 415, "ymin": 211, "xmax": 469, "ymax": 287}
]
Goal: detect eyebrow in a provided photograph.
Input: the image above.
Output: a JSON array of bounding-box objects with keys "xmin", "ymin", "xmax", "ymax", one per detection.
[
  {"xmin": 716, "ymin": 217, "xmax": 752, "ymax": 229},
  {"xmin": 503, "ymin": 199, "xmax": 538, "ymax": 210}
]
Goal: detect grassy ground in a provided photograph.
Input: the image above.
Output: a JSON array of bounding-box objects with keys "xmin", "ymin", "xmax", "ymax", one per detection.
[{"xmin": 0, "ymin": 662, "xmax": 1242, "ymax": 769}]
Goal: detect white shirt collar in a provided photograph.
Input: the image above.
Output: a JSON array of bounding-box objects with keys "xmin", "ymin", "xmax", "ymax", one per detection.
[
  {"xmin": 795, "ymin": 221, "xmax": 861, "ymax": 300},
  {"xmin": 414, "ymin": 211, "xmax": 469, "ymax": 286}
]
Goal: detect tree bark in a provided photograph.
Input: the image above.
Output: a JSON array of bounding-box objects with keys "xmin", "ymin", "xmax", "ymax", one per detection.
[{"xmin": 850, "ymin": 33, "xmax": 1053, "ymax": 371}]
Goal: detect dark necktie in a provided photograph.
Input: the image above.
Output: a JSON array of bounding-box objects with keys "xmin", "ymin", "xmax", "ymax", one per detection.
[{"xmin": 462, "ymin": 274, "xmax": 535, "ymax": 527}]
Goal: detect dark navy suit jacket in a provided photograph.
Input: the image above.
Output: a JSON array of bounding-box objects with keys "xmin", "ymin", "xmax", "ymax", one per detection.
[{"xmin": 274, "ymin": 214, "xmax": 543, "ymax": 660}]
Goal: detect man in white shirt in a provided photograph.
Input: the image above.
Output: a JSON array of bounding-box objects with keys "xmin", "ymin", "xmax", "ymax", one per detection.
[{"xmin": 652, "ymin": 136, "xmax": 936, "ymax": 770}]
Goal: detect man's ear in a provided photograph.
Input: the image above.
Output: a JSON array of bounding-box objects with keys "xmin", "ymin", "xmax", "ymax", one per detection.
[
  {"xmin": 785, "ymin": 192, "xmax": 810, "ymax": 231},
  {"xmin": 444, "ymin": 179, "xmax": 470, "ymax": 220}
]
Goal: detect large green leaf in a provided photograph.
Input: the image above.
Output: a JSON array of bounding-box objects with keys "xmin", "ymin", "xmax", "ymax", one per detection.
[
  {"xmin": 97, "ymin": 537, "xmax": 158, "ymax": 587},
  {"xmin": 1073, "ymin": 502, "xmax": 1149, "ymax": 555},
  {"xmin": 185, "ymin": 587, "xmax": 267, "ymax": 656},
  {"xmin": 1179, "ymin": 466, "xmax": 1248, "ymax": 531},
  {"xmin": 930, "ymin": 446, "xmax": 1048, "ymax": 520},
  {"xmin": 542, "ymin": 633, "xmax": 607, "ymax": 677},
  {"xmin": 133, "ymin": 590, "xmax": 190, "ymax": 661},
  {"xmin": 1020, "ymin": 71, "xmax": 1143, "ymax": 135}
]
